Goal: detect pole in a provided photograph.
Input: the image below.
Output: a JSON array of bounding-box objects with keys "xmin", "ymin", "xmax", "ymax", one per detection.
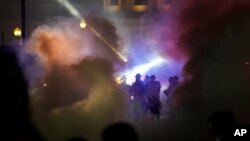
[
  {"xmin": 21, "ymin": 0, "xmax": 26, "ymax": 39},
  {"xmin": 21, "ymin": 0, "xmax": 27, "ymax": 74},
  {"xmin": 1, "ymin": 32, "xmax": 4, "ymax": 46}
]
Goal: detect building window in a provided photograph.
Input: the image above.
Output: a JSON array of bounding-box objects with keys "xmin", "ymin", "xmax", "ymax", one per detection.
[
  {"xmin": 104, "ymin": 0, "xmax": 122, "ymax": 12},
  {"xmin": 131, "ymin": 0, "xmax": 148, "ymax": 12},
  {"xmin": 133, "ymin": 0, "xmax": 149, "ymax": 5}
]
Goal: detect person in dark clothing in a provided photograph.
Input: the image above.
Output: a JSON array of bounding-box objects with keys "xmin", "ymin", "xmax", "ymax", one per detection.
[
  {"xmin": 118, "ymin": 75, "xmax": 133, "ymax": 120},
  {"xmin": 163, "ymin": 76, "xmax": 178, "ymax": 114},
  {"xmin": 119, "ymin": 75, "xmax": 131, "ymax": 99},
  {"xmin": 173, "ymin": 75, "xmax": 179, "ymax": 86},
  {"xmin": 130, "ymin": 73, "xmax": 145, "ymax": 98},
  {"xmin": 144, "ymin": 75, "xmax": 150, "ymax": 85},
  {"xmin": 130, "ymin": 73, "xmax": 147, "ymax": 121},
  {"xmin": 163, "ymin": 76, "xmax": 175, "ymax": 99},
  {"xmin": 145, "ymin": 75, "xmax": 161, "ymax": 121},
  {"xmin": 0, "ymin": 46, "xmax": 43, "ymax": 141}
]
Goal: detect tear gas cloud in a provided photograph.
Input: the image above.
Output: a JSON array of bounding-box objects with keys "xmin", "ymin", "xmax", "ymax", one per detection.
[
  {"xmin": 149, "ymin": 0, "xmax": 250, "ymax": 140},
  {"xmin": 25, "ymin": 17, "xmax": 127, "ymax": 141},
  {"xmin": 170, "ymin": 0, "xmax": 250, "ymax": 116},
  {"xmin": 113, "ymin": 0, "xmax": 250, "ymax": 140},
  {"xmin": 27, "ymin": 19, "xmax": 87, "ymax": 67}
]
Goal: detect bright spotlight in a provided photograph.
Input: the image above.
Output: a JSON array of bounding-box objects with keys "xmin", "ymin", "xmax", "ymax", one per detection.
[{"xmin": 119, "ymin": 57, "xmax": 167, "ymax": 85}]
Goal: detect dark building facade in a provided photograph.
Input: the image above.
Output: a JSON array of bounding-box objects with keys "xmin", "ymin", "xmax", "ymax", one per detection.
[{"xmin": 0, "ymin": 0, "xmax": 175, "ymax": 45}]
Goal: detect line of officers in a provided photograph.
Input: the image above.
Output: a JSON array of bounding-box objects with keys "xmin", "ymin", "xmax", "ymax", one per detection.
[{"xmin": 119, "ymin": 73, "xmax": 179, "ymax": 121}]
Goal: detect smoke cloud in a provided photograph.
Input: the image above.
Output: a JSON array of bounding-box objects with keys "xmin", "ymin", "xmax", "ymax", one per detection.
[
  {"xmin": 171, "ymin": 0, "xmax": 250, "ymax": 116},
  {"xmin": 150, "ymin": 0, "xmax": 250, "ymax": 140},
  {"xmin": 24, "ymin": 16, "xmax": 127, "ymax": 141},
  {"xmin": 129, "ymin": 0, "xmax": 250, "ymax": 141}
]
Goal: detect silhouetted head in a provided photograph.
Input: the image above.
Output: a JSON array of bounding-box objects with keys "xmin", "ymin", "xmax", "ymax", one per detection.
[
  {"xmin": 174, "ymin": 75, "xmax": 179, "ymax": 82},
  {"xmin": 150, "ymin": 75, "xmax": 156, "ymax": 81},
  {"xmin": 102, "ymin": 122, "xmax": 138, "ymax": 141},
  {"xmin": 145, "ymin": 75, "xmax": 150, "ymax": 81},
  {"xmin": 66, "ymin": 137, "xmax": 87, "ymax": 141},
  {"xmin": 135, "ymin": 73, "xmax": 141, "ymax": 81},
  {"xmin": 168, "ymin": 76, "xmax": 175, "ymax": 85}
]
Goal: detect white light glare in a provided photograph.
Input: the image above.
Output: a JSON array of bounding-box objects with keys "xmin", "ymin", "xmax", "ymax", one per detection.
[
  {"xmin": 120, "ymin": 57, "xmax": 167, "ymax": 85},
  {"xmin": 58, "ymin": 0, "xmax": 82, "ymax": 19}
]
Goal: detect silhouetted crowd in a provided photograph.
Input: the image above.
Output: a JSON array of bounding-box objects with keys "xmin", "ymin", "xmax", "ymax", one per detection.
[{"xmin": 119, "ymin": 73, "xmax": 180, "ymax": 121}]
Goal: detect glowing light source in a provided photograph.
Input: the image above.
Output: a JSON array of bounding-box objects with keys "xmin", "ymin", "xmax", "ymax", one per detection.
[
  {"xmin": 80, "ymin": 20, "xmax": 87, "ymax": 29},
  {"xmin": 13, "ymin": 27, "xmax": 22, "ymax": 37},
  {"xmin": 43, "ymin": 83, "xmax": 47, "ymax": 87},
  {"xmin": 245, "ymin": 62, "xmax": 249, "ymax": 65},
  {"xmin": 131, "ymin": 5, "xmax": 148, "ymax": 12}
]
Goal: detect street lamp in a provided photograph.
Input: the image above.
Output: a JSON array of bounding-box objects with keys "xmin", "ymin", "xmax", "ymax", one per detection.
[
  {"xmin": 80, "ymin": 19, "xmax": 87, "ymax": 29},
  {"xmin": 13, "ymin": 27, "xmax": 22, "ymax": 37},
  {"xmin": 13, "ymin": 27, "xmax": 22, "ymax": 45}
]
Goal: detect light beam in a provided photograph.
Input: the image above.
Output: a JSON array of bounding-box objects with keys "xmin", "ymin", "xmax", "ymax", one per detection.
[
  {"xmin": 57, "ymin": 0, "xmax": 127, "ymax": 62},
  {"xmin": 57, "ymin": 0, "xmax": 82, "ymax": 19},
  {"xmin": 88, "ymin": 26, "xmax": 127, "ymax": 62}
]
